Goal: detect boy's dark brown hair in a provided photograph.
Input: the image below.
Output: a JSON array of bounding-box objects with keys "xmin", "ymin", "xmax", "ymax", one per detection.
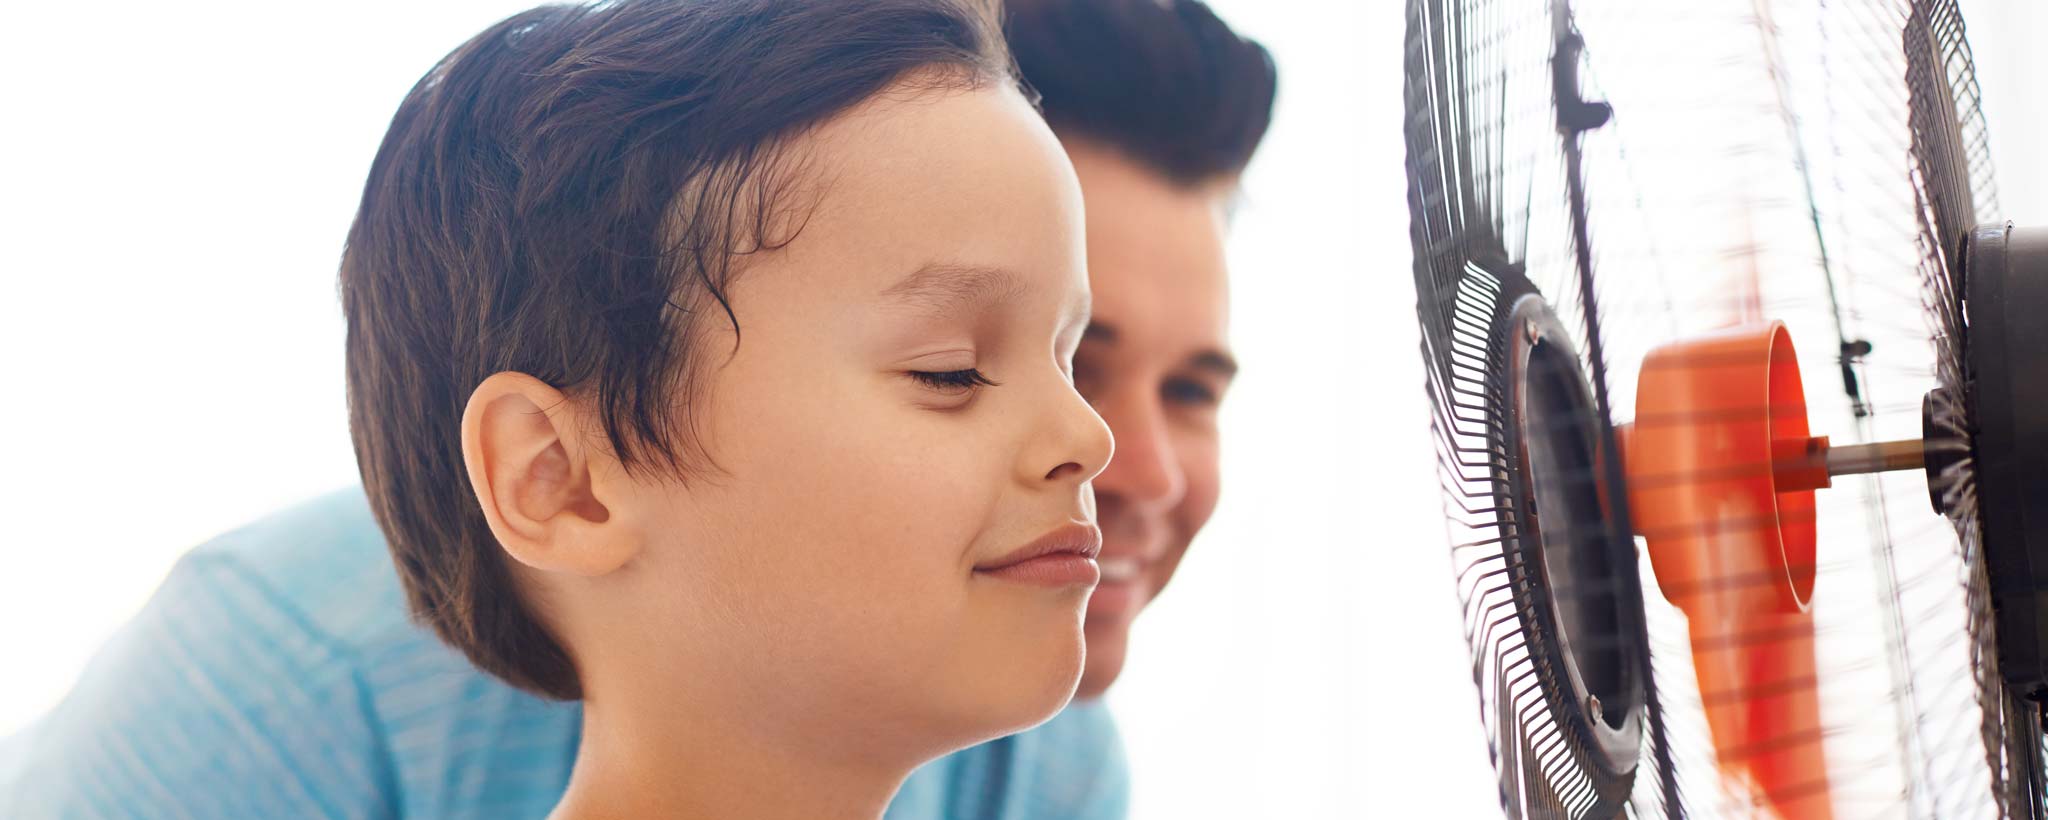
[{"xmin": 340, "ymin": 0, "xmax": 1011, "ymax": 700}]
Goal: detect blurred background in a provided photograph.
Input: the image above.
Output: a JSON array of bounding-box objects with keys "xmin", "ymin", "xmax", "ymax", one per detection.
[{"xmin": 0, "ymin": 1, "xmax": 2039, "ymax": 817}]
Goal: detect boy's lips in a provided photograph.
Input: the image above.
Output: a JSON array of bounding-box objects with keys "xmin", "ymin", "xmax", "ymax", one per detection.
[{"xmin": 974, "ymin": 524, "xmax": 1102, "ymax": 588}]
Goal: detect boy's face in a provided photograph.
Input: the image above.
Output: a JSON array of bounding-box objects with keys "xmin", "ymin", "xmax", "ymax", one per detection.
[
  {"xmin": 1063, "ymin": 139, "xmax": 1237, "ymax": 699},
  {"xmin": 584, "ymin": 81, "xmax": 1114, "ymax": 759}
]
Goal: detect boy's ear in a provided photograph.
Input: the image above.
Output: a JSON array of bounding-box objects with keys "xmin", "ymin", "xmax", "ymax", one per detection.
[{"xmin": 461, "ymin": 372, "xmax": 637, "ymax": 577}]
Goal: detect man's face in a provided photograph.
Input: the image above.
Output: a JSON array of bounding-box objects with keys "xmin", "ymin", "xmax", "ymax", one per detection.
[{"xmin": 1064, "ymin": 139, "xmax": 1237, "ymax": 699}]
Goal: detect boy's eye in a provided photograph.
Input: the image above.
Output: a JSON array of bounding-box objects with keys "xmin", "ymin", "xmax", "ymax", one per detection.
[{"xmin": 908, "ymin": 368, "xmax": 999, "ymax": 392}]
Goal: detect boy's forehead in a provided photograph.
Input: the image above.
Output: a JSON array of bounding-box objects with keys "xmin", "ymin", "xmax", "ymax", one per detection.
[
  {"xmin": 801, "ymin": 81, "xmax": 1062, "ymax": 203},
  {"xmin": 762, "ymin": 80, "xmax": 1083, "ymax": 293}
]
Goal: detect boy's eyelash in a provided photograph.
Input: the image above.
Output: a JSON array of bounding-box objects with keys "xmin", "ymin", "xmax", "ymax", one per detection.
[{"xmin": 908, "ymin": 368, "xmax": 999, "ymax": 390}]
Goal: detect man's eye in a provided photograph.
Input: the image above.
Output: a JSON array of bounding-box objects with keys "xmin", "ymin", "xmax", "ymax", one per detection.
[
  {"xmin": 909, "ymin": 368, "xmax": 999, "ymax": 391},
  {"xmin": 1070, "ymin": 359, "xmax": 1101, "ymax": 401},
  {"xmin": 1163, "ymin": 377, "xmax": 1220, "ymax": 407}
]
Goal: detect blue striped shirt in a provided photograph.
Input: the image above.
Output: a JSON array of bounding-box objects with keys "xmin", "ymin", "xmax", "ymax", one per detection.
[{"xmin": 0, "ymin": 490, "xmax": 1127, "ymax": 819}]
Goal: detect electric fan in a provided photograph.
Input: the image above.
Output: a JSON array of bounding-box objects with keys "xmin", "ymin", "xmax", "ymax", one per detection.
[{"xmin": 1402, "ymin": 0, "xmax": 2046, "ymax": 817}]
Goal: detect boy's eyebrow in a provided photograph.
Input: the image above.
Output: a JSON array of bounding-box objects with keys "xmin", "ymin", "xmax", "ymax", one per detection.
[{"xmin": 880, "ymin": 262, "xmax": 1029, "ymax": 317}]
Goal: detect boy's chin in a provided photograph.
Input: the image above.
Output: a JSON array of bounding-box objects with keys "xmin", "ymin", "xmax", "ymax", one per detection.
[{"xmin": 938, "ymin": 642, "xmax": 1087, "ymax": 744}]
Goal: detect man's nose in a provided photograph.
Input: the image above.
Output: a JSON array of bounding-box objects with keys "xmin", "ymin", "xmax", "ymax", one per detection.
[{"xmin": 1093, "ymin": 390, "xmax": 1187, "ymax": 509}]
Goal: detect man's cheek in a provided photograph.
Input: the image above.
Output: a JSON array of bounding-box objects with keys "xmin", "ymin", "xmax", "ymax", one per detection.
[{"xmin": 1174, "ymin": 445, "xmax": 1225, "ymax": 535}]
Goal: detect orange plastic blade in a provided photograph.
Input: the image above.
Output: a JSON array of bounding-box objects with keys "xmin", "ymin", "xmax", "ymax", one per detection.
[{"xmin": 1625, "ymin": 322, "xmax": 1831, "ymax": 819}]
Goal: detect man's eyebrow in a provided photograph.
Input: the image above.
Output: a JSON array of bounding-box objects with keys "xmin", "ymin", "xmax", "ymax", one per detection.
[
  {"xmin": 1190, "ymin": 349, "xmax": 1240, "ymax": 381},
  {"xmin": 1083, "ymin": 321, "xmax": 1240, "ymax": 380},
  {"xmin": 879, "ymin": 263, "xmax": 1028, "ymax": 316}
]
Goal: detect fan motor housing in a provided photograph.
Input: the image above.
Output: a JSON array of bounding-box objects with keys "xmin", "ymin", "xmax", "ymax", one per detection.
[{"xmin": 1961, "ymin": 223, "xmax": 2048, "ymax": 698}]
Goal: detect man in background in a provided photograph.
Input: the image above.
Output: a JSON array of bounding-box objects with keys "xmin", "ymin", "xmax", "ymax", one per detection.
[{"xmin": 0, "ymin": 1, "xmax": 1273, "ymax": 816}]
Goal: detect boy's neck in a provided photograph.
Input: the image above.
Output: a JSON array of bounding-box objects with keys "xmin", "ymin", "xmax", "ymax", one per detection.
[{"xmin": 548, "ymin": 683, "xmax": 913, "ymax": 820}]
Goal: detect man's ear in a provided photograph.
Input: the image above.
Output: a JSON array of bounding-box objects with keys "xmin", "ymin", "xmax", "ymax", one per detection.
[{"xmin": 461, "ymin": 372, "xmax": 637, "ymax": 577}]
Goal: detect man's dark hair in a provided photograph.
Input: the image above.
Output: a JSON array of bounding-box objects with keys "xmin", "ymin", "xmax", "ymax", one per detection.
[
  {"xmin": 1005, "ymin": 0, "xmax": 1277, "ymax": 187},
  {"xmin": 340, "ymin": 0, "xmax": 1011, "ymax": 701}
]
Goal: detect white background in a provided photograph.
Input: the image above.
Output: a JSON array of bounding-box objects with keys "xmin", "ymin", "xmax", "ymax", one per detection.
[{"xmin": 1, "ymin": 1, "xmax": 2040, "ymax": 817}]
